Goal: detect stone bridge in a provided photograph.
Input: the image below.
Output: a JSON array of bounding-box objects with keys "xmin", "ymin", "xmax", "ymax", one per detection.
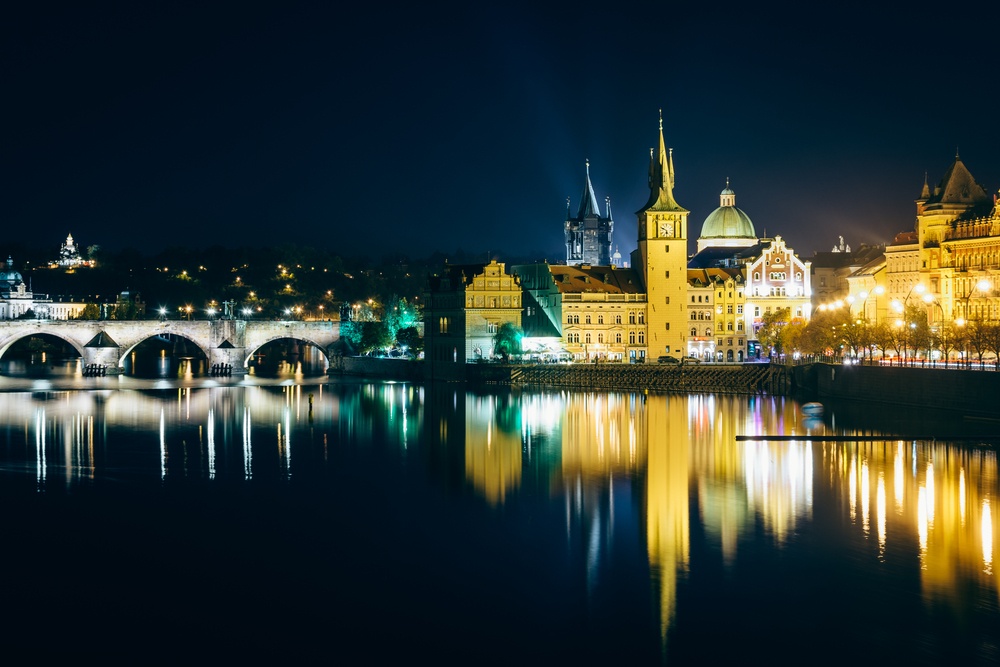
[{"xmin": 0, "ymin": 319, "xmax": 341, "ymax": 375}]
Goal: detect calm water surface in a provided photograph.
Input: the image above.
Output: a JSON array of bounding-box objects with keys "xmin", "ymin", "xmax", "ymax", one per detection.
[{"xmin": 0, "ymin": 363, "xmax": 998, "ymax": 664}]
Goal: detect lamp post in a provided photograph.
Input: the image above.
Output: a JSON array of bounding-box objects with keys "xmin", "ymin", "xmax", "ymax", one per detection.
[{"xmin": 961, "ymin": 278, "xmax": 992, "ymax": 322}]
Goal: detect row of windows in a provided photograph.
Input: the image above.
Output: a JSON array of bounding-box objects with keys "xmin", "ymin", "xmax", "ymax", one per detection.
[
  {"xmin": 689, "ymin": 321, "xmax": 744, "ymax": 336},
  {"xmin": 566, "ymin": 331, "xmax": 646, "ymax": 345},
  {"xmin": 690, "ymin": 291, "xmax": 741, "ymax": 302},
  {"xmin": 567, "ymin": 312, "xmax": 645, "ymax": 324},
  {"xmin": 752, "ymin": 271, "xmax": 803, "ymax": 281},
  {"xmin": 689, "ymin": 305, "xmax": 743, "ymax": 319}
]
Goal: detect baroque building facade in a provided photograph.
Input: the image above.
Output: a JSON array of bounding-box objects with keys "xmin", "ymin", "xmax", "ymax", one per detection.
[
  {"xmin": 423, "ymin": 260, "xmax": 523, "ymax": 379},
  {"xmin": 883, "ymin": 154, "xmax": 1000, "ymax": 334}
]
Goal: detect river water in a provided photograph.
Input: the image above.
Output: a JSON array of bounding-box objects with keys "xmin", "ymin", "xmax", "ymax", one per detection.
[{"xmin": 0, "ymin": 359, "xmax": 998, "ymax": 664}]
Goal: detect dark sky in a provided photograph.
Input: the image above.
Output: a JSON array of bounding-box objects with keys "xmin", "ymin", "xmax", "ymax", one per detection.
[{"xmin": 4, "ymin": 3, "xmax": 1000, "ymax": 261}]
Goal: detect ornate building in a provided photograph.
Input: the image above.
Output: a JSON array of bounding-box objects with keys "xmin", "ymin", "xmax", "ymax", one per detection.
[
  {"xmin": 881, "ymin": 154, "xmax": 1000, "ymax": 334},
  {"xmin": 564, "ymin": 161, "xmax": 613, "ymax": 266},
  {"xmin": 687, "ymin": 183, "xmax": 811, "ymax": 359},
  {"xmin": 631, "ymin": 112, "xmax": 689, "ymax": 358},
  {"xmin": 49, "ymin": 233, "xmax": 95, "ymax": 269},
  {"xmin": 423, "ymin": 260, "xmax": 523, "ymax": 379}
]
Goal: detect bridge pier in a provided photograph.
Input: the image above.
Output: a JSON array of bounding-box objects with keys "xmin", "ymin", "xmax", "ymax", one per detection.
[{"xmin": 210, "ymin": 347, "xmax": 248, "ymax": 375}]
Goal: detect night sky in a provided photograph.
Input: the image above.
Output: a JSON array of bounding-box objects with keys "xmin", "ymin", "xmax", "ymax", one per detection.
[{"xmin": 5, "ymin": 3, "xmax": 1000, "ymax": 262}]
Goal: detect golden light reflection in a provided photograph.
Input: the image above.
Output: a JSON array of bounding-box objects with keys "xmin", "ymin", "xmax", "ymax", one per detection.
[
  {"xmin": 983, "ymin": 499, "xmax": 993, "ymax": 575},
  {"xmin": 877, "ymin": 473, "xmax": 886, "ymax": 560}
]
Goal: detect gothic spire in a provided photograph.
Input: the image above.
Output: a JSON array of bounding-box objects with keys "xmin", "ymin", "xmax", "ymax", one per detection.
[
  {"xmin": 576, "ymin": 159, "xmax": 602, "ymax": 218},
  {"xmin": 639, "ymin": 109, "xmax": 686, "ymax": 213}
]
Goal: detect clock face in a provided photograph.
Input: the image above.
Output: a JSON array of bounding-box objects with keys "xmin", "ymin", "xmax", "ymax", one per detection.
[{"xmin": 659, "ymin": 220, "xmax": 673, "ymax": 237}]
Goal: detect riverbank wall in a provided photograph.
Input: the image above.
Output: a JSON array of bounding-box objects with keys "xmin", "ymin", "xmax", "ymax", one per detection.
[
  {"xmin": 330, "ymin": 357, "xmax": 782, "ymax": 394},
  {"xmin": 789, "ymin": 362, "xmax": 1000, "ymax": 420}
]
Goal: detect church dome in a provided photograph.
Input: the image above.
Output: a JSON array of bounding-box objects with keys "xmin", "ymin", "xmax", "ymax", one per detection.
[
  {"xmin": 699, "ymin": 183, "xmax": 756, "ymax": 240},
  {"xmin": 0, "ymin": 257, "xmax": 23, "ymax": 285}
]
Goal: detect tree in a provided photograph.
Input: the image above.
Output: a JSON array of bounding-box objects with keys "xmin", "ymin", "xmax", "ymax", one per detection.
[
  {"xmin": 756, "ymin": 307, "xmax": 790, "ymax": 357},
  {"xmin": 383, "ymin": 295, "xmax": 418, "ymax": 344},
  {"xmin": 74, "ymin": 304, "xmax": 101, "ymax": 320},
  {"xmin": 396, "ymin": 326, "xmax": 422, "ymax": 354},
  {"xmin": 933, "ymin": 321, "xmax": 963, "ymax": 363},
  {"xmin": 492, "ymin": 322, "xmax": 523, "ymax": 363},
  {"xmin": 359, "ymin": 321, "xmax": 392, "ymax": 355}
]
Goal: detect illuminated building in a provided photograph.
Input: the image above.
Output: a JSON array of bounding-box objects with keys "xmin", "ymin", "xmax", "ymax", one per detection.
[
  {"xmin": 47, "ymin": 233, "xmax": 95, "ymax": 270},
  {"xmin": 879, "ymin": 154, "xmax": 1000, "ymax": 337},
  {"xmin": 565, "ymin": 160, "xmax": 614, "ymax": 266},
  {"xmin": 687, "ymin": 183, "xmax": 812, "ymax": 358},
  {"xmin": 0, "ymin": 255, "xmax": 89, "ymax": 320},
  {"xmin": 422, "ymin": 260, "xmax": 522, "ymax": 379},
  {"xmin": 513, "ymin": 262, "xmax": 647, "ymax": 362},
  {"xmin": 687, "ymin": 267, "xmax": 745, "ymax": 362},
  {"xmin": 631, "ymin": 112, "xmax": 689, "ymax": 359}
]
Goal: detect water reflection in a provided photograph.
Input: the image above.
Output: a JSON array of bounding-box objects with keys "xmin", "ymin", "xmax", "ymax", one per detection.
[{"xmin": 1, "ymin": 380, "xmax": 998, "ymax": 662}]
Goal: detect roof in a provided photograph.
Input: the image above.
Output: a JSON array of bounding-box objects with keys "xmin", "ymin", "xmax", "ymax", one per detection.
[
  {"xmin": 687, "ymin": 242, "xmax": 768, "ymax": 269},
  {"xmin": 924, "ymin": 156, "xmax": 988, "ymax": 207},
  {"xmin": 548, "ymin": 265, "xmax": 643, "ymax": 294},
  {"xmin": 687, "ymin": 267, "xmax": 744, "ymax": 287}
]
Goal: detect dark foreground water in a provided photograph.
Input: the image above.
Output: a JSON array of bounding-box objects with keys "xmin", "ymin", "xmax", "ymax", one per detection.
[{"xmin": 0, "ymin": 374, "xmax": 998, "ymax": 664}]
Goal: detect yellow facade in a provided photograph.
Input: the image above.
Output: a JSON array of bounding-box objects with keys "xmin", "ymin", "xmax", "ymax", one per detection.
[
  {"xmin": 884, "ymin": 157, "xmax": 1000, "ymax": 332},
  {"xmin": 687, "ymin": 269, "xmax": 747, "ymax": 362},
  {"xmin": 637, "ymin": 117, "xmax": 689, "ymax": 358},
  {"xmin": 463, "ymin": 260, "xmax": 522, "ymax": 360},
  {"xmin": 553, "ymin": 265, "xmax": 647, "ymax": 362}
]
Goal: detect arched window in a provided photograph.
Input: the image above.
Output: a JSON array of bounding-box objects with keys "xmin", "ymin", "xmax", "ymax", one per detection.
[
  {"xmin": 615, "ymin": 332, "xmax": 622, "ymax": 343},
  {"xmin": 585, "ymin": 333, "xmax": 592, "ymax": 344},
  {"xmin": 585, "ymin": 314, "xmax": 591, "ymax": 324},
  {"xmin": 638, "ymin": 313, "xmax": 645, "ymax": 324},
  {"xmin": 690, "ymin": 327, "xmax": 697, "ymax": 336}
]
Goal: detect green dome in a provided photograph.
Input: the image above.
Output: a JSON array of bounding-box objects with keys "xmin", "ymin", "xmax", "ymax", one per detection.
[{"xmin": 700, "ymin": 186, "xmax": 756, "ymax": 240}]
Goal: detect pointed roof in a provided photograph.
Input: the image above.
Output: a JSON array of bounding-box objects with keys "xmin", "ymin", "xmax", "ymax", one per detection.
[
  {"xmin": 85, "ymin": 331, "xmax": 119, "ymax": 348},
  {"xmin": 638, "ymin": 110, "xmax": 687, "ymax": 214},
  {"xmin": 576, "ymin": 159, "xmax": 602, "ymax": 219},
  {"xmin": 925, "ymin": 155, "xmax": 988, "ymax": 206}
]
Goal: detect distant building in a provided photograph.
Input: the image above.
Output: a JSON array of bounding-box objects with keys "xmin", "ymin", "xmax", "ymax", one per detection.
[
  {"xmin": 564, "ymin": 160, "xmax": 614, "ymax": 266},
  {"xmin": 48, "ymin": 233, "xmax": 95, "ymax": 269},
  {"xmin": 0, "ymin": 256, "xmax": 89, "ymax": 320}
]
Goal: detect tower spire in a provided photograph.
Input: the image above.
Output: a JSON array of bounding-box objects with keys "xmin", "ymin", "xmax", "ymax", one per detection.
[{"xmin": 639, "ymin": 111, "xmax": 686, "ymax": 213}]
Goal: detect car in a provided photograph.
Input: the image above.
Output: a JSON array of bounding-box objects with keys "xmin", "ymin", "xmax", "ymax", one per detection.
[
  {"xmin": 681, "ymin": 357, "xmax": 702, "ymax": 365},
  {"xmin": 656, "ymin": 355, "xmax": 680, "ymax": 364}
]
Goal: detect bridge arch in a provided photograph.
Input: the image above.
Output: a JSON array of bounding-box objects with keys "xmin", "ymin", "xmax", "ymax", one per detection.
[
  {"xmin": 117, "ymin": 332, "xmax": 212, "ymax": 368},
  {"xmin": 243, "ymin": 335, "xmax": 332, "ymax": 369},
  {"xmin": 0, "ymin": 327, "xmax": 87, "ymax": 359}
]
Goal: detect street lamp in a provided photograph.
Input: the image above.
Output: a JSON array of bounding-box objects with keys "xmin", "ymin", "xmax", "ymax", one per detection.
[{"xmin": 961, "ymin": 278, "xmax": 992, "ymax": 321}]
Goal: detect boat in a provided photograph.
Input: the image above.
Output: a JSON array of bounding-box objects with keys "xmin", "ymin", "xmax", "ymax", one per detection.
[{"xmin": 801, "ymin": 402, "xmax": 824, "ymax": 417}]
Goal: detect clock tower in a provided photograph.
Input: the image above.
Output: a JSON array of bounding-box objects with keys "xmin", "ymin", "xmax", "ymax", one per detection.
[{"xmin": 634, "ymin": 111, "xmax": 689, "ymax": 358}]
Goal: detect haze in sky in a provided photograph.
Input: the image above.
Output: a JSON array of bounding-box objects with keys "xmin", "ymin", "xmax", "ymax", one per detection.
[{"xmin": 5, "ymin": 3, "xmax": 999, "ymax": 260}]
